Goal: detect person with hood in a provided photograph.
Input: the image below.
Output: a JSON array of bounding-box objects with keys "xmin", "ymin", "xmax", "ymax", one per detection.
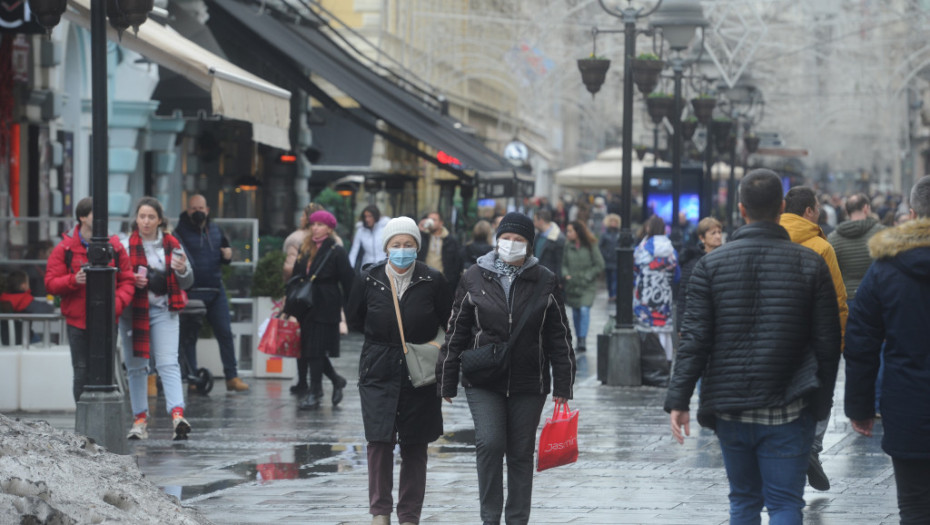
[
  {"xmin": 175, "ymin": 194, "xmax": 249, "ymax": 392},
  {"xmin": 44, "ymin": 197, "xmax": 135, "ymax": 402},
  {"xmin": 634, "ymin": 215, "xmax": 679, "ymax": 362},
  {"xmin": 437, "ymin": 212, "xmax": 575, "ymax": 525},
  {"xmin": 348, "ymin": 205, "xmax": 391, "ymax": 272},
  {"xmin": 828, "ymin": 194, "xmax": 885, "ymax": 301},
  {"xmin": 345, "ymin": 217, "xmax": 451, "ymax": 525},
  {"xmin": 416, "ymin": 211, "xmax": 462, "ymax": 294},
  {"xmin": 845, "ymin": 175, "xmax": 930, "ymax": 524},
  {"xmin": 780, "ymin": 186, "xmax": 848, "ymax": 492},
  {"xmin": 532, "ymin": 209, "xmax": 566, "ymax": 291}
]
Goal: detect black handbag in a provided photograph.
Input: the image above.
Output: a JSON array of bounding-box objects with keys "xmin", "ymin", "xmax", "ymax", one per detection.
[
  {"xmin": 460, "ymin": 279, "xmax": 546, "ymax": 385},
  {"xmin": 284, "ymin": 247, "xmax": 335, "ymax": 319}
]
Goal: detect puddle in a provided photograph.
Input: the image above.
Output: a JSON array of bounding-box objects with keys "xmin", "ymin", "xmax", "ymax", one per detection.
[
  {"xmin": 166, "ymin": 443, "xmax": 361, "ymax": 500},
  {"xmin": 433, "ymin": 429, "xmax": 475, "ymax": 454}
]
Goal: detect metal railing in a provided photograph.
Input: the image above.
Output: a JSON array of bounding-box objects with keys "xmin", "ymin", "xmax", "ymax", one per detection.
[{"xmin": 0, "ymin": 312, "xmax": 68, "ymax": 349}]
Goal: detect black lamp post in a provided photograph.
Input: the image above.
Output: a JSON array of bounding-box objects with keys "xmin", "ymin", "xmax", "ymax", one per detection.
[
  {"xmin": 650, "ymin": 0, "xmax": 706, "ymax": 249},
  {"xmin": 579, "ymin": 0, "xmax": 665, "ymax": 386},
  {"xmin": 720, "ymin": 75, "xmax": 763, "ymax": 231},
  {"xmin": 28, "ymin": 0, "xmax": 152, "ymax": 453}
]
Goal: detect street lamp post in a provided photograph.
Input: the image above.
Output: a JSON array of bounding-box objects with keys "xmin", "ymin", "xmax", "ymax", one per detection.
[
  {"xmin": 650, "ymin": 0, "xmax": 706, "ymax": 249},
  {"xmin": 581, "ymin": 0, "xmax": 665, "ymax": 386},
  {"xmin": 28, "ymin": 0, "xmax": 152, "ymax": 453}
]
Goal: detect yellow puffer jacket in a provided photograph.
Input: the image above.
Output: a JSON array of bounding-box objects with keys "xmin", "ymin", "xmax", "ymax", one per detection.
[{"xmin": 780, "ymin": 213, "xmax": 848, "ymax": 347}]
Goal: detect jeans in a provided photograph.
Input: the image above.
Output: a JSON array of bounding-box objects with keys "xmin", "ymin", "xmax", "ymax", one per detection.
[
  {"xmin": 605, "ymin": 268, "xmax": 618, "ymax": 299},
  {"xmin": 716, "ymin": 410, "xmax": 815, "ymax": 525},
  {"xmin": 892, "ymin": 457, "xmax": 930, "ymax": 524},
  {"xmin": 179, "ymin": 287, "xmax": 238, "ymax": 380},
  {"xmin": 465, "ymin": 387, "xmax": 547, "ymax": 525},
  {"xmin": 120, "ymin": 305, "xmax": 184, "ymax": 417},
  {"xmin": 571, "ymin": 306, "xmax": 591, "ymax": 341},
  {"xmin": 368, "ymin": 441, "xmax": 428, "ymax": 523},
  {"xmin": 67, "ymin": 325, "xmax": 89, "ymax": 402}
]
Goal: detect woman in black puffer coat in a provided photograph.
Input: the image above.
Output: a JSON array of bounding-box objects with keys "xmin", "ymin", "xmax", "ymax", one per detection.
[
  {"xmin": 437, "ymin": 212, "xmax": 575, "ymax": 525},
  {"xmin": 346, "ymin": 217, "xmax": 451, "ymax": 525}
]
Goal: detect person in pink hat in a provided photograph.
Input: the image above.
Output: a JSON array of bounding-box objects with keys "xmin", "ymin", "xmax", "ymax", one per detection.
[{"xmin": 292, "ymin": 210, "xmax": 356, "ymax": 410}]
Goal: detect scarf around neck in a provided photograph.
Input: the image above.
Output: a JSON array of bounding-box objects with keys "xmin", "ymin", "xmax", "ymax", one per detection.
[{"xmin": 128, "ymin": 230, "xmax": 187, "ymax": 358}]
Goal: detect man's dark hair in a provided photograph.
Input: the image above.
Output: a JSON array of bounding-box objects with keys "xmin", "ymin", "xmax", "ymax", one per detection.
[
  {"xmin": 5, "ymin": 270, "xmax": 28, "ymax": 293},
  {"xmin": 784, "ymin": 186, "xmax": 817, "ymax": 216},
  {"xmin": 739, "ymin": 169, "xmax": 784, "ymax": 222},
  {"xmin": 75, "ymin": 197, "xmax": 93, "ymax": 221},
  {"xmin": 845, "ymin": 193, "xmax": 870, "ymax": 215},
  {"xmin": 910, "ymin": 175, "xmax": 930, "ymax": 218},
  {"xmin": 534, "ymin": 209, "xmax": 553, "ymax": 223}
]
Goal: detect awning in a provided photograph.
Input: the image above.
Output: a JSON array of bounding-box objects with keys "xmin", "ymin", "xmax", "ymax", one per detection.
[
  {"xmin": 64, "ymin": 0, "xmax": 291, "ymax": 150},
  {"xmin": 555, "ymin": 147, "xmax": 670, "ymax": 190},
  {"xmin": 207, "ymin": 0, "xmax": 510, "ymax": 173}
]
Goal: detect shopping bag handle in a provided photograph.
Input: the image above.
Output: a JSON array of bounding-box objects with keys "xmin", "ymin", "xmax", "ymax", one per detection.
[{"xmin": 552, "ymin": 400, "xmax": 571, "ymax": 419}]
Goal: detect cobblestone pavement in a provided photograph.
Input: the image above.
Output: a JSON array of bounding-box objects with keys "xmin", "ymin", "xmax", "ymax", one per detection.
[{"xmin": 14, "ymin": 284, "xmax": 899, "ymax": 524}]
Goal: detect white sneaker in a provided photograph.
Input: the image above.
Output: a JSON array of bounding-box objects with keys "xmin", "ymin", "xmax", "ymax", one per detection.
[{"xmin": 127, "ymin": 416, "xmax": 148, "ymax": 440}]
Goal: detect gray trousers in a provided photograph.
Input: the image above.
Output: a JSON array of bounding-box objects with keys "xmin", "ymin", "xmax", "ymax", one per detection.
[{"xmin": 465, "ymin": 387, "xmax": 547, "ymax": 525}]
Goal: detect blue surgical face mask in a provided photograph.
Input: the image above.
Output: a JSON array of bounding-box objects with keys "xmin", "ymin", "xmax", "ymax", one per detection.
[{"xmin": 388, "ymin": 247, "xmax": 417, "ymax": 269}]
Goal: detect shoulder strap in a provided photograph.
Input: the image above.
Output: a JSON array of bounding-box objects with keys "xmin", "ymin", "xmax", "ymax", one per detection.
[
  {"xmin": 65, "ymin": 248, "xmax": 73, "ymax": 273},
  {"xmin": 387, "ymin": 274, "xmax": 409, "ymax": 355},
  {"xmin": 505, "ymin": 273, "xmax": 547, "ymax": 352}
]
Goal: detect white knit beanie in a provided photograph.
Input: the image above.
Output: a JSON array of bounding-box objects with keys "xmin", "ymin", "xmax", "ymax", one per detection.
[{"xmin": 381, "ymin": 216, "xmax": 422, "ymax": 251}]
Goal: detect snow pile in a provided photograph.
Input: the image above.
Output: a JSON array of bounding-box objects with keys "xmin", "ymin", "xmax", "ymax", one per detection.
[{"xmin": 0, "ymin": 414, "xmax": 212, "ymax": 524}]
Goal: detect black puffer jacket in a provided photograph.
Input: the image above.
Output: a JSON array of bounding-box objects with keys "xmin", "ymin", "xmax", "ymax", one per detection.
[
  {"xmin": 664, "ymin": 221, "xmax": 842, "ymax": 429},
  {"xmin": 346, "ymin": 261, "xmax": 451, "ymax": 444},
  {"xmin": 437, "ymin": 252, "xmax": 575, "ymax": 399}
]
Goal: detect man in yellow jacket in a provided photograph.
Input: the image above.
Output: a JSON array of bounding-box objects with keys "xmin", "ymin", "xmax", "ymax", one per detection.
[{"xmin": 781, "ymin": 186, "xmax": 848, "ymax": 493}]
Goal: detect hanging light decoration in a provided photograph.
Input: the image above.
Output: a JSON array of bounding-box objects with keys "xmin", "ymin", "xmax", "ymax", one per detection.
[
  {"xmin": 26, "ymin": 0, "xmax": 68, "ymax": 34},
  {"xmin": 107, "ymin": 0, "xmax": 153, "ymax": 37}
]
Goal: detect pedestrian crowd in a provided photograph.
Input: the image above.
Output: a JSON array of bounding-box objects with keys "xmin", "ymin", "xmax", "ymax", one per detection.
[{"xmin": 2, "ymin": 177, "xmax": 928, "ymax": 525}]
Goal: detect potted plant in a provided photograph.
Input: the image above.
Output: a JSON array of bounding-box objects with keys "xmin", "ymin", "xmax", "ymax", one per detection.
[
  {"xmin": 744, "ymin": 133, "xmax": 761, "ymax": 154},
  {"xmin": 634, "ymin": 144, "xmax": 649, "ymax": 161},
  {"xmin": 680, "ymin": 116, "xmax": 698, "ymax": 141},
  {"xmin": 645, "ymin": 92, "xmax": 674, "ymax": 125},
  {"xmin": 690, "ymin": 94, "xmax": 717, "ymax": 124},
  {"xmin": 577, "ymin": 55, "xmax": 611, "ymax": 96},
  {"xmin": 631, "ymin": 53, "xmax": 665, "ymax": 96}
]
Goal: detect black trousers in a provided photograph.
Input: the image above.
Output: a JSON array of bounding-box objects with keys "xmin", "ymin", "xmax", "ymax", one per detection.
[{"xmin": 892, "ymin": 457, "xmax": 930, "ymax": 524}]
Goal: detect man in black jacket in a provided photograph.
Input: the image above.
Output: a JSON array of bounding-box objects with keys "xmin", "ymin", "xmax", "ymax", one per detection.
[{"xmin": 665, "ymin": 169, "xmax": 842, "ymax": 524}]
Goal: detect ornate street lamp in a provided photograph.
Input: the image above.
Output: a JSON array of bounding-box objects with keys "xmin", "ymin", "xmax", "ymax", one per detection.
[
  {"xmin": 719, "ymin": 73, "xmax": 764, "ymax": 230},
  {"xmin": 579, "ymin": 0, "xmax": 664, "ymax": 386},
  {"xmin": 26, "ymin": 0, "xmax": 67, "ymax": 33},
  {"xmin": 29, "ymin": 0, "xmax": 151, "ymax": 454},
  {"xmin": 650, "ymin": 0, "xmax": 707, "ymax": 248}
]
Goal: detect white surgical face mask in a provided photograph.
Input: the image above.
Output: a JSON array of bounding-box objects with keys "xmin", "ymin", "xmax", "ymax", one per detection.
[{"xmin": 497, "ymin": 239, "xmax": 527, "ymax": 263}]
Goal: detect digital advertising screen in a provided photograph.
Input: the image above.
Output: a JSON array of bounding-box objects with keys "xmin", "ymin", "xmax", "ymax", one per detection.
[{"xmin": 642, "ymin": 166, "xmax": 705, "ymax": 225}]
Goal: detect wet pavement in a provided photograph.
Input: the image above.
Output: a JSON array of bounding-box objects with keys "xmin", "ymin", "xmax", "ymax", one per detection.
[{"xmin": 11, "ymin": 283, "xmax": 899, "ymax": 524}]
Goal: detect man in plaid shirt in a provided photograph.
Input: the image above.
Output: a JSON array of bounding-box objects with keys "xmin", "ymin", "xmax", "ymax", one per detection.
[{"xmin": 664, "ymin": 169, "xmax": 842, "ymax": 524}]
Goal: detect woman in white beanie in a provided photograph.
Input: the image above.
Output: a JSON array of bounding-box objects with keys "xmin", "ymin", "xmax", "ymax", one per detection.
[{"xmin": 346, "ymin": 216, "xmax": 452, "ymax": 525}]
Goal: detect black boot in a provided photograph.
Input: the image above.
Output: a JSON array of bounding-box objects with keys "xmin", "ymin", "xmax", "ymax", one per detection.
[
  {"xmin": 289, "ymin": 382, "xmax": 308, "ymax": 395},
  {"xmin": 298, "ymin": 392, "xmax": 321, "ymax": 410},
  {"xmin": 576, "ymin": 337, "xmax": 586, "ymax": 353},
  {"xmin": 332, "ymin": 375, "xmax": 347, "ymax": 407}
]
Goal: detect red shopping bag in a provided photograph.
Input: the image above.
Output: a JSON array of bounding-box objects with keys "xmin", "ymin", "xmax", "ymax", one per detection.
[
  {"xmin": 536, "ymin": 401, "xmax": 579, "ymax": 472},
  {"xmin": 258, "ymin": 315, "xmax": 301, "ymax": 358}
]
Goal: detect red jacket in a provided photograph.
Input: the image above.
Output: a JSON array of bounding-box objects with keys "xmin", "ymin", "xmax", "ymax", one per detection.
[
  {"xmin": 44, "ymin": 226, "xmax": 136, "ymax": 329},
  {"xmin": 0, "ymin": 291, "xmax": 34, "ymax": 312}
]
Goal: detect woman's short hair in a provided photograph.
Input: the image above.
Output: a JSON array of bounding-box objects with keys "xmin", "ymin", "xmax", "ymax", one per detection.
[
  {"xmin": 132, "ymin": 196, "xmax": 167, "ymax": 231},
  {"xmin": 360, "ymin": 205, "xmax": 381, "ymax": 223},
  {"xmin": 643, "ymin": 215, "xmax": 666, "ymax": 237},
  {"xmin": 695, "ymin": 217, "xmax": 723, "ymax": 239},
  {"xmin": 471, "ymin": 220, "xmax": 492, "ymax": 244},
  {"xmin": 602, "ymin": 213, "xmax": 621, "ymax": 228}
]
